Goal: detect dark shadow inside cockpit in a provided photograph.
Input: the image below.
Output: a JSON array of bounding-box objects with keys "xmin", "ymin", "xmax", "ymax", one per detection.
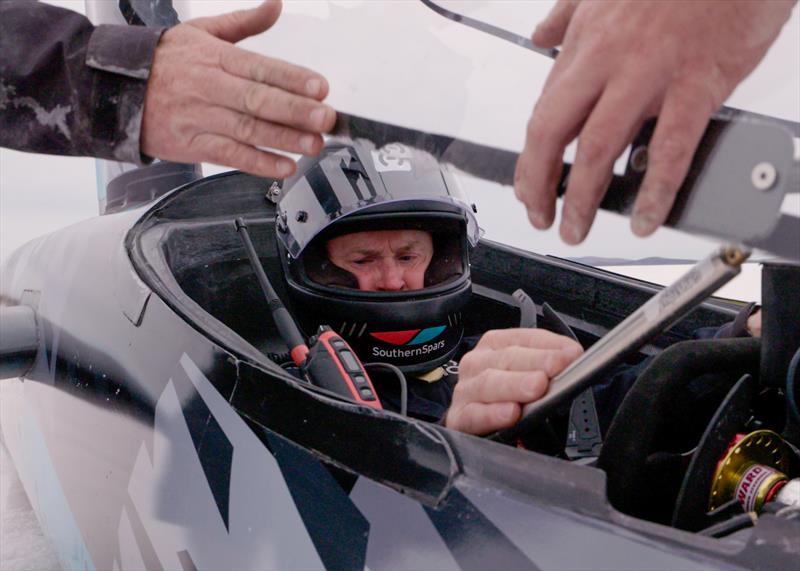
[{"xmin": 135, "ymin": 170, "xmax": 741, "ymax": 372}]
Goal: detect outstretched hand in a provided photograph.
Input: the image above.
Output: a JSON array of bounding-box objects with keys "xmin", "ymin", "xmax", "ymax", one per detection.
[
  {"xmin": 141, "ymin": 0, "xmax": 335, "ymax": 178},
  {"xmin": 514, "ymin": 0, "xmax": 795, "ymax": 244},
  {"xmin": 444, "ymin": 329, "xmax": 583, "ymax": 435}
]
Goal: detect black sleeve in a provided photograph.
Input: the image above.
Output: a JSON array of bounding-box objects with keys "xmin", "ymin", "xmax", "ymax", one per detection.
[
  {"xmin": 691, "ymin": 301, "xmax": 758, "ymax": 340},
  {"xmin": 0, "ymin": 1, "xmax": 164, "ymax": 164}
]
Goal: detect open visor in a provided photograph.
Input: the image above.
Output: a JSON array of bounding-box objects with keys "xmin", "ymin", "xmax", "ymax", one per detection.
[{"xmin": 276, "ymin": 140, "xmax": 482, "ymax": 259}]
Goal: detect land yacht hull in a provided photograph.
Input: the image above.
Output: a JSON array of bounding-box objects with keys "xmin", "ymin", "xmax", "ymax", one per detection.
[{"xmin": 1, "ymin": 172, "xmax": 797, "ymax": 571}]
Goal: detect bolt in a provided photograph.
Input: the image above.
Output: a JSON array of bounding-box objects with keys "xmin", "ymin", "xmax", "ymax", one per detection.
[
  {"xmin": 630, "ymin": 145, "xmax": 648, "ymax": 173},
  {"xmin": 266, "ymin": 181, "xmax": 281, "ymax": 203},
  {"xmin": 722, "ymin": 246, "xmax": 750, "ymax": 267},
  {"xmin": 751, "ymin": 162, "xmax": 777, "ymax": 191}
]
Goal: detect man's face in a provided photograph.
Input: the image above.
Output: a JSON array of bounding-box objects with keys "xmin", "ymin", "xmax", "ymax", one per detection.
[{"xmin": 326, "ymin": 229, "xmax": 434, "ymax": 291}]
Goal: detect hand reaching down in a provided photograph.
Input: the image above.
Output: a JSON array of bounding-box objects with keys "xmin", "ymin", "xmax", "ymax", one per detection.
[
  {"xmin": 141, "ymin": 0, "xmax": 336, "ymax": 178},
  {"xmin": 514, "ymin": 0, "xmax": 795, "ymax": 244}
]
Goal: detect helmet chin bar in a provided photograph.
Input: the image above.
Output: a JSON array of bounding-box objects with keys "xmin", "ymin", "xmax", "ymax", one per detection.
[
  {"xmin": 282, "ymin": 264, "xmax": 472, "ymax": 373},
  {"xmin": 339, "ymin": 316, "xmax": 465, "ymax": 374}
]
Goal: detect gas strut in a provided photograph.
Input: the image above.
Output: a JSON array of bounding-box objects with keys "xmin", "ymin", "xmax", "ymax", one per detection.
[
  {"xmin": 234, "ymin": 218, "xmax": 382, "ymax": 410},
  {"xmin": 496, "ymin": 244, "xmax": 750, "ymax": 440}
]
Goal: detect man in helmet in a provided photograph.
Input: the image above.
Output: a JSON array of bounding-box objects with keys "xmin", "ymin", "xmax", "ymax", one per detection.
[
  {"xmin": 319, "ymin": 224, "xmax": 585, "ymax": 435},
  {"xmin": 276, "ymin": 139, "xmax": 582, "ymax": 435},
  {"xmin": 275, "ymin": 139, "xmax": 760, "ymax": 437}
]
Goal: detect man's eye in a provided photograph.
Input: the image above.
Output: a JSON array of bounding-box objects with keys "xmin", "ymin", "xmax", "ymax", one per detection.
[
  {"xmin": 352, "ymin": 259, "xmax": 371, "ymax": 266},
  {"xmin": 398, "ymin": 255, "xmax": 417, "ymax": 263}
]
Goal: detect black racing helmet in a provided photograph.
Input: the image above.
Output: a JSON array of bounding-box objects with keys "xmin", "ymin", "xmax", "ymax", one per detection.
[{"xmin": 275, "ymin": 139, "xmax": 481, "ymax": 373}]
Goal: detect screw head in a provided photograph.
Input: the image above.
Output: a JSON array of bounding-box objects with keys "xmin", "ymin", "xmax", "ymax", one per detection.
[
  {"xmin": 751, "ymin": 162, "xmax": 777, "ymax": 191},
  {"xmin": 266, "ymin": 181, "xmax": 281, "ymax": 203},
  {"xmin": 629, "ymin": 145, "xmax": 648, "ymax": 173}
]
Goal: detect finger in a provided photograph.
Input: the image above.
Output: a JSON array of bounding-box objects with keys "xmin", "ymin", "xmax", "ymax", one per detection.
[
  {"xmin": 446, "ymin": 402, "xmax": 521, "ymax": 435},
  {"xmin": 460, "ymin": 346, "xmax": 577, "ymax": 379},
  {"xmin": 219, "ymin": 46, "xmax": 330, "ymax": 100},
  {"xmin": 455, "ymin": 369, "xmax": 549, "ymax": 406},
  {"xmin": 532, "ymin": 0, "xmax": 579, "ymax": 48},
  {"xmin": 212, "ymin": 73, "xmax": 336, "ymax": 133},
  {"xmin": 476, "ymin": 328, "xmax": 583, "ymax": 357},
  {"xmin": 203, "ymin": 107, "xmax": 324, "ymax": 155},
  {"xmin": 631, "ymin": 82, "xmax": 715, "ymax": 236},
  {"xmin": 559, "ymin": 75, "xmax": 664, "ymax": 244},
  {"xmin": 746, "ymin": 310, "xmax": 762, "ymax": 337},
  {"xmin": 190, "ymin": 0, "xmax": 282, "ymax": 44},
  {"xmin": 191, "ymin": 133, "xmax": 296, "ymax": 178},
  {"xmin": 514, "ymin": 45, "xmax": 579, "ymax": 229},
  {"xmin": 514, "ymin": 66, "xmax": 604, "ymax": 230}
]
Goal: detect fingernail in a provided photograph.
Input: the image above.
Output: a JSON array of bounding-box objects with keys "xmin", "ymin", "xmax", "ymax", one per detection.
[
  {"xmin": 500, "ymin": 404, "xmax": 517, "ymax": 423},
  {"xmin": 529, "ymin": 210, "xmax": 549, "ymax": 229},
  {"xmin": 305, "ymin": 78, "xmax": 322, "ymax": 97},
  {"xmin": 277, "ymin": 160, "xmax": 294, "ymax": 178},
  {"xmin": 561, "ymin": 221, "xmax": 584, "ymax": 245},
  {"xmin": 564, "ymin": 343, "xmax": 582, "ymax": 360},
  {"xmin": 631, "ymin": 211, "xmax": 659, "ymax": 236},
  {"xmin": 300, "ymin": 135, "xmax": 316, "ymax": 154},
  {"xmin": 560, "ymin": 207, "xmax": 586, "ymax": 244},
  {"xmin": 310, "ymin": 107, "xmax": 330, "ymax": 129}
]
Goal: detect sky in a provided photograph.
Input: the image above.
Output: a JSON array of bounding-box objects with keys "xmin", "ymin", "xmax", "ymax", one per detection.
[{"xmin": 1, "ymin": 0, "xmax": 798, "ymax": 301}]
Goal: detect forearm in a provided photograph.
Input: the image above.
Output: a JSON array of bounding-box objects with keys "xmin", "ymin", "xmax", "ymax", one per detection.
[{"xmin": 0, "ymin": 1, "xmax": 163, "ymax": 163}]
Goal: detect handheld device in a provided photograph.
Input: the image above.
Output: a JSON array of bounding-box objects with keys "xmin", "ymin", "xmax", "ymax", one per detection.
[{"xmin": 234, "ymin": 218, "xmax": 382, "ymax": 410}]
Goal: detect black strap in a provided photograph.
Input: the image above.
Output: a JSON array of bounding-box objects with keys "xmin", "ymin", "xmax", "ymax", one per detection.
[
  {"xmin": 540, "ymin": 303, "xmax": 603, "ymax": 459},
  {"xmin": 513, "ymin": 288, "xmax": 537, "ymax": 328}
]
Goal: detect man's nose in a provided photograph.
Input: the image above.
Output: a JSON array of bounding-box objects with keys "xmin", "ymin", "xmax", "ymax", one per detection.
[{"xmin": 376, "ymin": 261, "xmax": 405, "ymax": 291}]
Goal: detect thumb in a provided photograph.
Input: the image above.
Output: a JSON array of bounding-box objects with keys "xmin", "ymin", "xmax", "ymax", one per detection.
[
  {"xmin": 532, "ymin": 0, "xmax": 578, "ymax": 48},
  {"xmin": 189, "ymin": 0, "xmax": 282, "ymax": 44}
]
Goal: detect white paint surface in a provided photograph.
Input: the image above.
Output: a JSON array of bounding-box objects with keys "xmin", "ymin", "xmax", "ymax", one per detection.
[{"xmin": 0, "ymin": 444, "xmax": 61, "ymax": 571}]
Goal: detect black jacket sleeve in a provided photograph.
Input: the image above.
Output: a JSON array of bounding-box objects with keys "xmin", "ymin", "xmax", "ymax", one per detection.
[{"xmin": 0, "ymin": 1, "xmax": 164, "ymax": 164}]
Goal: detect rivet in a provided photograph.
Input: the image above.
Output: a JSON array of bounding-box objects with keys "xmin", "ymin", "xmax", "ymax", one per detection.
[
  {"xmin": 751, "ymin": 162, "xmax": 777, "ymax": 191},
  {"xmin": 630, "ymin": 145, "xmax": 648, "ymax": 173}
]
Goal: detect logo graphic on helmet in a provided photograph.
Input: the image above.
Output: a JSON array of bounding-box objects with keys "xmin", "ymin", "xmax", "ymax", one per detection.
[
  {"xmin": 370, "ymin": 326, "xmax": 447, "ymax": 346},
  {"xmin": 371, "ymin": 143, "xmax": 413, "ymax": 172}
]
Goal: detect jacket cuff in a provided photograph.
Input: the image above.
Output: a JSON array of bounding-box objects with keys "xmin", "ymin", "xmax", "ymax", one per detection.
[{"xmin": 85, "ymin": 25, "xmax": 165, "ymax": 164}]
